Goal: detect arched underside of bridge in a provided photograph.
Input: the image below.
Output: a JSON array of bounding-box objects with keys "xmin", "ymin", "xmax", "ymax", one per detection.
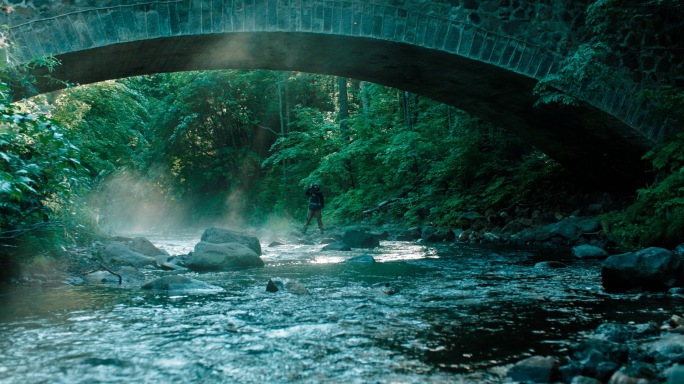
[{"xmin": 23, "ymin": 32, "xmax": 654, "ymax": 191}]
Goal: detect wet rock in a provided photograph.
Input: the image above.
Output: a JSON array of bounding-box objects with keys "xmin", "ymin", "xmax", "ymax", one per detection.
[
  {"xmin": 187, "ymin": 241, "xmax": 264, "ymax": 271},
  {"xmin": 380, "ymin": 282, "xmax": 399, "ymax": 295},
  {"xmin": 371, "ymin": 230, "xmax": 390, "ymax": 240},
  {"xmin": 511, "ymin": 216, "xmax": 600, "ymax": 245},
  {"xmin": 570, "ymin": 376, "xmax": 602, "ymax": 384},
  {"xmin": 534, "ymin": 261, "xmax": 568, "ymax": 269},
  {"xmin": 159, "ymin": 262, "xmax": 187, "ymax": 271},
  {"xmin": 666, "ymin": 364, "xmax": 684, "ymax": 384},
  {"xmin": 320, "ymin": 237, "xmax": 338, "ymax": 244},
  {"xmin": 342, "ymin": 230, "xmax": 380, "ymax": 249},
  {"xmin": 501, "ymin": 219, "xmax": 527, "ymax": 235},
  {"xmin": 344, "ymin": 255, "xmax": 376, "ymax": 264},
  {"xmin": 268, "ymin": 241, "xmax": 284, "ymax": 247},
  {"xmin": 200, "ymin": 227, "xmax": 262, "ymax": 255},
  {"xmin": 266, "ymin": 278, "xmax": 309, "ymax": 295},
  {"xmin": 482, "ymin": 232, "xmax": 501, "ymax": 243},
  {"xmin": 507, "ymin": 355, "xmax": 559, "ymax": 383},
  {"xmin": 594, "ymin": 322, "xmax": 659, "ymax": 343},
  {"xmin": 607, "ymin": 363, "xmax": 658, "ymax": 384},
  {"xmin": 669, "ymin": 287, "xmax": 684, "ymax": 295},
  {"xmin": 266, "ymin": 278, "xmax": 280, "ymax": 292},
  {"xmin": 101, "ymin": 242, "xmax": 157, "ymax": 268},
  {"xmin": 549, "ymin": 216, "xmax": 599, "ymax": 240},
  {"xmin": 669, "ymin": 315, "xmax": 684, "ymax": 328},
  {"xmin": 142, "ymin": 275, "xmax": 222, "ymax": 293},
  {"xmin": 284, "ymin": 280, "xmax": 310, "ymax": 295},
  {"xmin": 645, "ymin": 333, "xmax": 684, "ymax": 364},
  {"xmin": 421, "ymin": 226, "xmax": 455, "ymax": 242},
  {"xmin": 602, "ymin": 247, "xmax": 682, "ymax": 292},
  {"xmin": 674, "ymin": 243, "xmax": 684, "ymax": 257},
  {"xmin": 572, "ymin": 244, "xmax": 609, "ymax": 259},
  {"xmin": 321, "ymin": 242, "xmax": 352, "ymax": 251},
  {"xmin": 130, "ymin": 237, "xmax": 168, "ymax": 257},
  {"xmin": 394, "ymin": 227, "xmax": 421, "ymax": 241},
  {"xmin": 83, "ymin": 266, "xmax": 145, "ymax": 285}
]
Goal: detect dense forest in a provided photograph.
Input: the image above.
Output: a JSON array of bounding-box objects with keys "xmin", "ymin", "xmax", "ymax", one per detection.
[{"xmin": 1, "ymin": 0, "xmax": 683, "ymax": 274}]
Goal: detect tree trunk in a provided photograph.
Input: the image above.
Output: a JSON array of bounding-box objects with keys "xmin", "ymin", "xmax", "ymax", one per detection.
[
  {"xmin": 338, "ymin": 76, "xmax": 349, "ymax": 138},
  {"xmin": 277, "ymin": 76, "xmax": 287, "ymax": 180}
]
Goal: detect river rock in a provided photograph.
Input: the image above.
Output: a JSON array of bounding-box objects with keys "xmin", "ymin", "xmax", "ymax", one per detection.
[
  {"xmin": 345, "ymin": 255, "xmax": 376, "ymax": 264},
  {"xmin": 570, "ymin": 376, "xmax": 602, "ymax": 384},
  {"xmin": 266, "ymin": 278, "xmax": 280, "ymax": 292},
  {"xmin": 667, "ymin": 364, "xmax": 684, "ymax": 384},
  {"xmin": 142, "ymin": 275, "xmax": 222, "ymax": 293},
  {"xmin": 265, "ymin": 278, "xmax": 310, "ymax": 295},
  {"xmin": 607, "ymin": 364, "xmax": 658, "ymax": 384},
  {"xmin": 394, "ymin": 227, "xmax": 421, "ymax": 241},
  {"xmin": 321, "ymin": 242, "xmax": 352, "ymax": 251},
  {"xmin": 130, "ymin": 237, "xmax": 168, "ymax": 256},
  {"xmin": 101, "ymin": 241, "xmax": 157, "ymax": 268},
  {"xmin": 342, "ymin": 230, "xmax": 380, "ymax": 248},
  {"xmin": 645, "ymin": 333, "xmax": 684, "ymax": 364},
  {"xmin": 602, "ymin": 247, "xmax": 682, "ymax": 292},
  {"xmin": 511, "ymin": 216, "xmax": 600, "ymax": 245},
  {"xmin": 421, "ymin": 226, "xmax": 455, "ymax": 242},
  {"xmin": 187, "ymin": 241, "xmax": 264, "ymax": 271},
  {"xmin": 535, "ymin": 261, "xmax": 567, "ymax": 269},
  {"xmin": 82, "ymin": 266, "xmax": 145, "ymax": 285},
  {"xmin": 549, "ymin": 216, "xmax": 599, "ymax": 240},
  {"xmin": 572, "ymin": 244, "xmax": 609, "ymax": 259},
  {"xmin": 507, "ymin": 355, "xmax": 559, "ymax": 383},
  {"xmin": 200, "ymin": 227, "xmax": 262, "ymax": 255}
]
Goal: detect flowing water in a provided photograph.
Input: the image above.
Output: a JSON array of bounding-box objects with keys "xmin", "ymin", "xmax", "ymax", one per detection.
[{"xmin": 1, "ymin": 232, "xmax": 682, "ymax": 383}]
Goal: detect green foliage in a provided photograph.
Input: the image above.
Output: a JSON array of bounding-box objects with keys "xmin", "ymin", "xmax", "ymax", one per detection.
[
  {"xmin": 602, "ymin": 132, "xmax": 684, "ymax": 248},
  {"xmin": 533, "ymin": 42, "xmax": 617, "ymax": 106},
  {"xmin": 0, "ymin": 101, "xmax": 86, "ymax": 232}
]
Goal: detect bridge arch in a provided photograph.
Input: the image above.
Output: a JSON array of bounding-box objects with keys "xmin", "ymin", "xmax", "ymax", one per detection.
[{"xmin": 1, "ymin": 0, "xmax": 669, "ymax": 190}]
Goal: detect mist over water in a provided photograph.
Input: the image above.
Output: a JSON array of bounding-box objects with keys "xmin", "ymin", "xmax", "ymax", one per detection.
[{"xmin": 1, "ymin": 236, "xmax": 682, "ymax": 383}]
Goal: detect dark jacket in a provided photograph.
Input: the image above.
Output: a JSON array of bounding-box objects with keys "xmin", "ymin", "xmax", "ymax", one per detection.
[{"xmin": 306, "ymin": 186, "xmax": 324, "ymax": 209}]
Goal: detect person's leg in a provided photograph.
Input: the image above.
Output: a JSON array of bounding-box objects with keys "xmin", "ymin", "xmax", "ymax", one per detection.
[
  {"xmin": 315, "ymin": 210, "xmax": 323, "ymax": 233},
  {"xmin": 303, "ymin": 209, "xmax": 314, "ymax": 233}
]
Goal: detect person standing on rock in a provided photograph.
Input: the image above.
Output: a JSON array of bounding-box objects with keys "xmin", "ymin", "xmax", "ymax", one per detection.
[{"xmin": 303, "ymin": 183, "xmax": 324, "ymax": 235}]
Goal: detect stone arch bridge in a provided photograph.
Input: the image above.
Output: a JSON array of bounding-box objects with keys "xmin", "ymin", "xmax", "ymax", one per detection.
[{"xmin": 1, "ymin": 0, "xmax": 675, "ymax": 190}]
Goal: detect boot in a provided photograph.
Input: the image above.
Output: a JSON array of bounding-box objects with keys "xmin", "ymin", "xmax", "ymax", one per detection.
[
  {"xmin": 302, "ymin": 226, "xmax": 308, "ymax": 234},
  {"xmin": 320, "ymin": 228, "xmax": 324, "ymax": 235}
]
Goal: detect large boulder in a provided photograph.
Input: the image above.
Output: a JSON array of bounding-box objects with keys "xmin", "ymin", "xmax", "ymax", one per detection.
[
  {"xmin": 602, "ymin": 247, "xmax": 682, "ymax": 292},
  {"xmin": 201, "ymin": 227, "xmax": 262, "ymax": 255},
  {"xmin": 342, "ymin": 230, "xmax": 380, "ymax": 248},
  {"xmin": 101, "ymin": 242, "xmax": 157, "ymax": 268},
  {"xmin": 187, "ymin": 241, "xmax": 264, "ymax": 271}
]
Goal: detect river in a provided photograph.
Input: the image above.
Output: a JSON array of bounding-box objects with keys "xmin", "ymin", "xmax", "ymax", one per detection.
[{"xmin": 1, "ymin": 232, "xmax": 682, "ymax": 383}]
